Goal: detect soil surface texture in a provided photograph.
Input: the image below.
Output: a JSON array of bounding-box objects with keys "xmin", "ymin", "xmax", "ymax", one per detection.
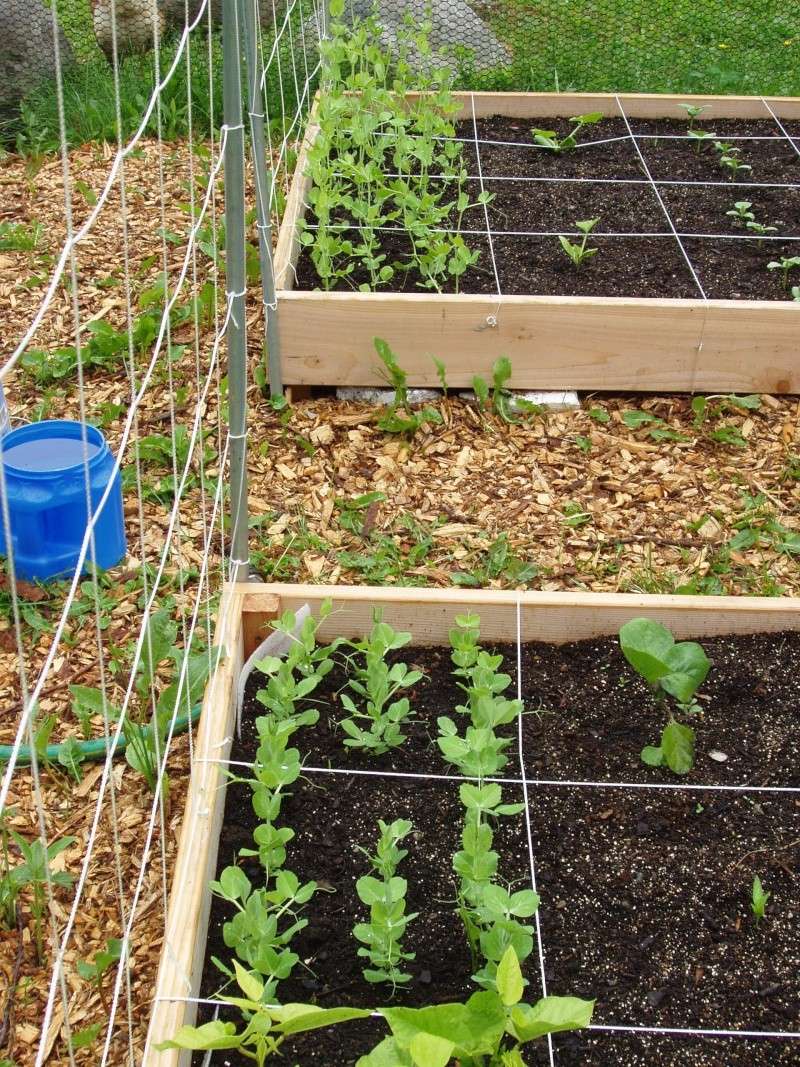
[
  {"xmin": 194, "ymin": 629, "xmax": 800, "ymax": 1065},
  {"xmin": 293, "ymin": 115, "xmax": 800, "ymax": 298}
]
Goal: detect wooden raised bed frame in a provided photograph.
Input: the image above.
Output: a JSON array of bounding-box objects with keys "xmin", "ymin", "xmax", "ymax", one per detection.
[
  {"xmin": 274, "ymin": 91, "xmax": 800, "ymax": 393},
  {"xmin": 145, "ymin": 582, "xmax": 800, "ymax": 1065}
]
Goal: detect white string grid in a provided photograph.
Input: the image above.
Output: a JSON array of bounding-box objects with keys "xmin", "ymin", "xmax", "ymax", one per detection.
[
  {"xmin": 292, "ymin": 92, "xmax": 800, "ymax": 297},
  {"xmin": 0, "ymin": 0, "xmax": 324, "ymax": 1062}
]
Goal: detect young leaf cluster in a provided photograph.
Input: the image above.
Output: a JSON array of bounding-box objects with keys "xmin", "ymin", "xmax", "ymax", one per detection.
[
  {"xmin": 354, "ymin": 819, "xmax": 417, "ymax": 987},
  {"xmin": 374, "ymin": 338, "xmax": 443, "ymax": 437},
  {"xmin": 299, "ymin": 2, "xmax": 487, "ymax": 293},
  {"xmin": 439, "ymin": 615, "xmax": 537, "ymax": 988},
  {"xmin": 339, "ymin": 614, "xmax": 421, "ymax": 754},
  {"xmin": 558, "ymin": 218, "xmax": 600, "ymax": 270},
  {"xmin": 358, "ymin": 945, "xmax": 594, "ymax": 1066},
  {"xmin": 531, "ymin": 112, "xmax": 603, "ymax": 153},
  {"xmin": 619, "ymin": 618, "xmax": 711, "ymax": 775}
]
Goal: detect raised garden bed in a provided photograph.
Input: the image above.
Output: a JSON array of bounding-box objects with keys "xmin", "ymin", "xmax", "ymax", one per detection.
[
  {"xmin": 274, "ymin": 92, "xmax": 800, "ymax": 392},
  {"xmin": 145, "ymin": 584, "xmax": 800, "ymax": 1066}
]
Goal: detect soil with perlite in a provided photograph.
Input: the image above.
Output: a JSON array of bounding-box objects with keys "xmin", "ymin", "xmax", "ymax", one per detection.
[
  {"xmin": 292, "ymin": 116, "xmax": 800, "ymax": 300},
  {"xmin": 193, "ymin": 630, "xmax": 800, "ymax": 1065}
]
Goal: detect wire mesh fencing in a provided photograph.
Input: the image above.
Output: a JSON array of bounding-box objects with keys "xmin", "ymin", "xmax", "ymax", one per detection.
[{"xmin": 0, "ymin": 0, "xmax": 322, "ymax": 1062}]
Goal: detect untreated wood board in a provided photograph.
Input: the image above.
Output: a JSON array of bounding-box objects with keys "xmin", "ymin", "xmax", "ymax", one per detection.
[
  {"xmin": 239, "ymin": 584, "xmax": 800, "ymax": 646},
  {"xmin": 275, "ymin": 292, "xmax": 800, "ymax": 392}
]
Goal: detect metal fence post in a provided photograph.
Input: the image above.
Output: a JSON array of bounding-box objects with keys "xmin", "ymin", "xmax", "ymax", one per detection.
[
  {"xmin": 239, "ymin": 0, "xmax": 283, "ymax": 398},
  {"xmin": 222, "ymin": 0, "xmax": 250, "ymax": 581}
]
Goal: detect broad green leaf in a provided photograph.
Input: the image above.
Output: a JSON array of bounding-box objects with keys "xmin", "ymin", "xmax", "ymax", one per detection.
[
  {"xmin": 510, "ymin": 996, "xmax": 594, "ymax": 1042},
  {"xmin": 218, "ymin": 865, "xmax": 251, "ymax": 903},
  {"xmin": 381, "ymin": 992, "xmax": 505, "ymax": 1057},
  {"xmin": 409, "ymin": 1032, "xmax": 454, "ymax": 1067},
  {"xmin": 233, "ymin": 959, "xmax": 264, "ymax": 1002},
  {"xmin": 619, "ymin": 618, "xmax": 674, "ymax": 685},
  {"xmin": 357, "ymin": 1036, "xmax": 413, "ymax": 1066},
  {"xmin": 72, "ymin": 1023, "xmax": 102, "ymax": 1049},
  {"xmin": 640, "ymin": 745, "xmax": 664, "ymax": 767},
  {"xmin": 155, "ymin": 1020, "xmax": 240, "ymax": 1051},
  {"xmin": 661, "ymin": 642, "xmax": 711, "ymax": 704},
  {"xmin": 274, "ymin": 1004, "xmax": 371, "ymax": 1035},
  {"xmin": 495, "ymin": 946, "xmax": 524, "ymax": 1007},
  {"xmin": 661, "ymin": 720, "xmax": 695, "ymax": 775}
]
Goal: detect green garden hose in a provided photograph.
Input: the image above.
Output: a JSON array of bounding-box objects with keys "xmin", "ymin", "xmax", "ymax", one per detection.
[{"xmin": 0, "ymin": 705, "xmax": 202, "ymax": 765}]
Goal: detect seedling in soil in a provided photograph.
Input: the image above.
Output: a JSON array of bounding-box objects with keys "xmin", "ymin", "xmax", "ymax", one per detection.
[
  {"xmin": 531, "ymin": 111, "xmax": 603, "ymax": 152},
  {"xmin": 726, "ymin": 201, "xmax": 755, "ymax": 225},
  {"xmin": 76, "ymin": 938, "xmax": 123, "ymax": 1011},
  {"xmin": 158, "ymin": 960, "xmax": 369, "ymax": 1065},
  {"xmin": 354, "ymin": 819, "xmax": 417, "ymax": 988},
  {"xmin": 361, "ymin": 946, "xmax": 594, "ymax": 1065},
  {"xmin": 678, "ymin": 103, "xmax": 708, "ymax": 129},
  {"xmin": 751, "ymin": 875, "xmax": 770, "ymax": 924},
  {"xmin": 687, "ymin": 129, "xmax": 716, "ymax": 153},
  {"xmin": 8, "ymin": 832, "xmax": 75, "ymax": 961},
  {"xmin": 767, "ymin": 255, "xmax": 800, "ymax": 289},
  {"xmin": 558, "ymin": 218, "xmax": 600, "ymax": 270},
  {"xmin": 719, "ymin": 152, "xmax": 752, "ymax": 178},
  {"xmin": 792, "ymin": 286, "xmax": 800, "ymax": 302},
  {"xmin": 746, "ymin": 221, "xmax": 778, "ymax": 245},
  {"xmin": 619, "ymin": 618, "xmax": 711, "ymax": 775},
  {"xmin": 339, "ymin": 615, "xmax": 422, "ymax": 754}
]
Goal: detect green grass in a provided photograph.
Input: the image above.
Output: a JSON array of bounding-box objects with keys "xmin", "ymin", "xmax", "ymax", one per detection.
[{"xmin": 461, "ymin": 0, "xmax": 800, "ymax": 95}]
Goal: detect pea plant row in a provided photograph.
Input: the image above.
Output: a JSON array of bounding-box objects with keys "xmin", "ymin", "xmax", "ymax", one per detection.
[
  {"xmin": 290, "ymin": 6, "xmax": 800, "ymax": 305},
  {"xmin": 156, "ymin": 600, "xmax": 799, "ymax": 1066}
]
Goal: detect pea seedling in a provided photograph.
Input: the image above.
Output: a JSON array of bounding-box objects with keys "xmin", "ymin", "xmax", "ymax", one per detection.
[
  {"xmin": 354, "ymin": 819, "xmax": 417, "ymax": 988},
  {"xmin": 751, "ymin": 875, "xmax": 770, "ymax": 924},
  {"xmin": 339, "ymin": 616, "xmax": 422, "ymax": 754},
  {"xmin": 558, "ymin": 218, "xmax": 600, "ymax": 270},
  {"xmin": 767, "ymin": 255, "xmax": 800, "ymax": 289},
  {"xmin": 531, "ymin": 112, "xmax": 603, "ymax": 153},
  {"xmin": 619, "ymin": 618, "xmax": 711, "ymax": 775},
  {"xmin": 679, "ymin": 103, "xmax": 708, "ymax": 129}
]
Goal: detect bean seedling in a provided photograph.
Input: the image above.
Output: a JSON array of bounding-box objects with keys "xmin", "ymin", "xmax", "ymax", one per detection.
[
  {"xmin": 746, "ymin": 221, "xmax": 778, "ymax": 244},
  {"xmin": 619, "ymin": 618, "xmax": 711, "ymax": 775},
  {"xmin": 678, "ymin": 103, "xmax": 708, "ymax": 129},
  {"xmin": 751, "ymin": 875, "xmax": 770, "ymax": 924},
  {"xmin": 558, "ymin": 218, "xmax": 600, "ymax": 270},
  {"xmin": 726, "ymin": 201, "xmax": 755, "ymax": 225},
  {"xmin": 687, "ymin": 129, "xmax": 715, "ymax": 153},
  {"xmin": 531, "ymin": 112, "xmax": 603, "ymax": 152}
]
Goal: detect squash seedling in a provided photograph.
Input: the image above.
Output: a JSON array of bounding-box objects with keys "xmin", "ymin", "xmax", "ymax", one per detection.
[
  {"xmin": 359, "ymin": 946, "xmax": 594, "ymax": 1067},
  {"xmin": 619, "ymin": 618, "xmax": 711, "ymax": 775},
  {"xmin": 687, "ymin": 129, "xmax": 715, "ymax": 154},
  {"xmin": 751, "ymin": 875, "xmax": 770, "ymax": 924},
  {"xmin": 726, "ymin": 201, "xmax": 754, "ymax": 225},
  {"xmin": 558, "ymin": 218, "xmax": 600, "ymax": 270},
  {"xmin": 531, "ymin": 112, "xmax": 603, "ymax": 152},
  {"xmin": 678, "ymin": 103, "xmax": 708, "ymax": 129},
  {"xmin": 745, "ymin": 221, "xmax": 778, "ymax": 245},
  {"xmin": 767, "ymin": 255, "xmax": 800, "ymax": 289}
]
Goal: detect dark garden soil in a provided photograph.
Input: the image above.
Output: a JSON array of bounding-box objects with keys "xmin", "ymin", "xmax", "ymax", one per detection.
[
  {"xmin": 195, "ymin": 629, "xmax": 800, "ymax": 1065},
  {"xmin": 293, "ymin": 115, "xmax": 800, "ymax": 300}
]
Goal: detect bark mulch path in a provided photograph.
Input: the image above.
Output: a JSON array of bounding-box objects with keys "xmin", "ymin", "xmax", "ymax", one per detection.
[{"xmin": 193, "ymin": 630, "xmax": 800, "ymax": 1065}]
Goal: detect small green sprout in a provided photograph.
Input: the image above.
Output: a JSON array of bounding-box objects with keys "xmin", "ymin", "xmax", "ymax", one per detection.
[
  {"xmin": 558, "ymin": 218, "xmax": 600, "ymax": 270},
  {"xmin": 713, "ymin": 139, "xmax": 735, "ymax": 155},
  {"xmin": 767, "ymin": 256, "xmax": 800, "ymax": 289},
  {"xmin": 532, "ymin": 112, "xmax": 603, "ymax": 153},
  {"xmin": 791, "ymin": 285, "xmax": 800, "ymax": 302},
  {"xmin": 687, "ymin": 129, "xmax": 715, "ymax": 153},
  {"xmin": 746, "ymin": 221, "xmax": 778, "ymax": 245},
  {"xmin": 719, "ymin": 152, "xmax": 752, "ymax": 178},
  {"xmin": 726, "ymin": 201, "xmax": 754, "ymax": 225},
  {"xmin": 751, "ymin": 875, "xmax": 770, "ymax": 924},
  {"xmin": 678, "ymin": 103, "xmax": 708, "ymax": 129}
]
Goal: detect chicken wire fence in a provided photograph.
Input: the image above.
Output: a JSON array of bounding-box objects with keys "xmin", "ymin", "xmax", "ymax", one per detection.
[{"xmin": 1, "ymin": 0, "xmax": 799, "ymax": 124}]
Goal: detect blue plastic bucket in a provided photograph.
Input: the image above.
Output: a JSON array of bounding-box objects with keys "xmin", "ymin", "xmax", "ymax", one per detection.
[{"xmin": 0, "ymin": 420, "xmax": 126, "ymax": 582}]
